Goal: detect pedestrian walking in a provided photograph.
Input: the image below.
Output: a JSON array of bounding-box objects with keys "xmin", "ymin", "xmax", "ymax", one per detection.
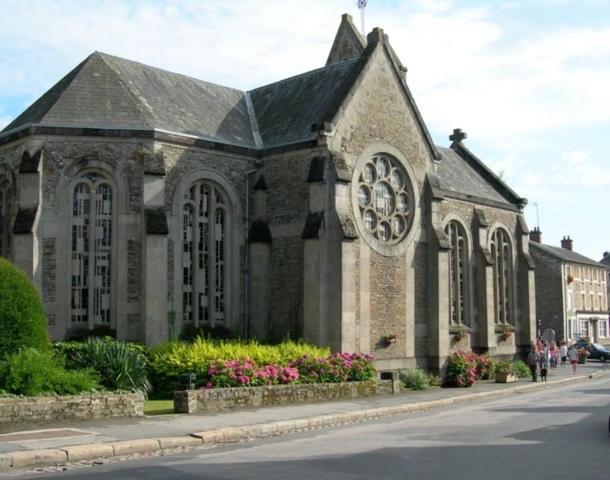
[
  {"xmin": 527, "ymin": 345, "xmax": 539, "ymax": 382},
  {"xmin": 549, "ymin": 342, "xmax": 558, "ymax": 369},
  {"xmin": 559, "ymin": 343, "xmax": 568, "ymax": 367},
  {"xmin": 539, "ymin": 343, "xmax": 550, "ymax": 381},
  {"xmin": 567, "ymin": 344, "xmax": 578, "ymax": 374}
]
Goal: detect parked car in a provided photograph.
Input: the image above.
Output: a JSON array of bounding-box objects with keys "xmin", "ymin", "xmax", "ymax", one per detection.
[{"xmin": 574, "ymin": 341, "xmax": 610, "ymax": 362}]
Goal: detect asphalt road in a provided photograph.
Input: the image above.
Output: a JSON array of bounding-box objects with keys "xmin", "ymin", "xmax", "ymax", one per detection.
[{"xmin": 12, "ymin": 376, "xmax": 610, "ymax": 480}]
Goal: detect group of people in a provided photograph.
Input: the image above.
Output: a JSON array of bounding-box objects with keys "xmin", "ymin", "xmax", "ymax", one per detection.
[{"xmin": 527, "ymin": 340, "xmax": 580, "ymax": 382}]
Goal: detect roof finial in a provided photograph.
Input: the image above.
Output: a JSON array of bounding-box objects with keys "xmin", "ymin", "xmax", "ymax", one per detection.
[{"xmin": 449, "ymin": 128, "xmax": 467, "ymax": 144}]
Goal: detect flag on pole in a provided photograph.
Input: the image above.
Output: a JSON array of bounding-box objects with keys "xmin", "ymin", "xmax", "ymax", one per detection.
[{"xmin": 358, "ymin": 0, "xmax": 368, "ymax": 8}]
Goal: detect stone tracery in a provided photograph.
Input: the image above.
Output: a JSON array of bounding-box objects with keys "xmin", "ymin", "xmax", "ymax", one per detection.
[{"xmin": 356, "ymin": 153, "xmax": 413, "ymax": 245}]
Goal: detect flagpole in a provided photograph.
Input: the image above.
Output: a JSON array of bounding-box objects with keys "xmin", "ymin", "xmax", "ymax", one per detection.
[{"xmin": 357, "ymin": 0, "xmax": 368, "ymax": 35}]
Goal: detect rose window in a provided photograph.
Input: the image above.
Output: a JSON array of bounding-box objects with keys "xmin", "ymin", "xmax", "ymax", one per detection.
[{"xmin": 357, "ymin": 154, "xmax": 413, "ymax": 244}]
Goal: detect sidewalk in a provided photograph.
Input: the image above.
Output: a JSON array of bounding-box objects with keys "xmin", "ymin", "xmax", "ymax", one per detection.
[{"xmin": 0, "ymin": 362, "xmax": 606, "ymax": 471}]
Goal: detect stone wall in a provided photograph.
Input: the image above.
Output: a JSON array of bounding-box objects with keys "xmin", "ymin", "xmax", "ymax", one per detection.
[
  {"xmin": 174, "ymin": 381, "xmax": 377, "ymax": 414},
  {"xmin": 0, "ymin": 393, "xmax": 144, "ymax": 426}
]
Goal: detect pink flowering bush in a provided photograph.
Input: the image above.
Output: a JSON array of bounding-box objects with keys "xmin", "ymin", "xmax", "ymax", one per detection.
[
  {"xmin": 445, "ymin": 351, "xmax": 477, "ymax": 387},
  {"xmin": 205, "ymin": 358, "xmax": 301, "ymax": 388},
  {"xmin": 290, "ymin": 353, "xmax": 375, "ymax": 384},
  {"xmin": 203, "ymin": 353, "xmax": 375, "ymax": 389}
]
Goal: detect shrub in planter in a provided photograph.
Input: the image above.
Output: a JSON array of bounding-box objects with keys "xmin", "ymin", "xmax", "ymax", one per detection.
[
  {"xmin": 0, "ymin": 258, "xmax": 48, "ymax": 357},
  {"xmin": 0, "ymin": 348, "xmax": 100, "ymax": 396},
  {"xmin": 474, "ymin": 355, "xmax": 496, "ymax": 380},
  {"xmin": 511, "ymin": 360, "xmax": 530, "ymax": 378},
  {"xmin": 399, "ymin": 368, "xmax": 430, "ymax": 390},
  {"xmin": 72, "ymin": 338, "xmax": 151, "ymax": 395},
  {"xmin": 445, "ymin": 351, "xmax": 477, "ymax": 387}
]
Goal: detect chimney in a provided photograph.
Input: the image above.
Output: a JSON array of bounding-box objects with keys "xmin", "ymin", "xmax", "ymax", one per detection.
[
  {"xmin": 529, "ymin": 227, "xmax": 542, "ymax": 243},
  {"xmin": 560, "ymin": 236, "xmax": 573, "ymax": 251}
]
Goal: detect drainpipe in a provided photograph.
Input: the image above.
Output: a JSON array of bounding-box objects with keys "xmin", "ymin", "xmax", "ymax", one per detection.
[{"xmin": 243, "ymin": 164, "xmax": 260, "ymax": 339}]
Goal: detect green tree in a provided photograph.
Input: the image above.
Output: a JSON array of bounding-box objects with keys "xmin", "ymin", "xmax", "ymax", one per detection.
[{"xmin": 0, "ymin": 258, "xmax": 48, "ymax": 356}]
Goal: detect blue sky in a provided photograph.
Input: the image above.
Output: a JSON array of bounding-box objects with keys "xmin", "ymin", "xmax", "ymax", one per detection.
[{"xmin": 1, "ymin": 0, "xmax": 609, "ymax": 260}]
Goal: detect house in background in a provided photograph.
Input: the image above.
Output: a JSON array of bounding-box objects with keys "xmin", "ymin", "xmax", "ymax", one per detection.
[
  {"xmin": 600, "ymin": 252, "xmax": 610, "ymax": 344},
  {"xmin": 530, "ymin": 228, "xmax": 609, "ymax": 343}
]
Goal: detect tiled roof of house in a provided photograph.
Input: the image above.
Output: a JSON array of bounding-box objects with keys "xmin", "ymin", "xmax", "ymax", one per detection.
[{"xmin": 530, "ymin": 242, "xmax": 604, "ymax": 268}]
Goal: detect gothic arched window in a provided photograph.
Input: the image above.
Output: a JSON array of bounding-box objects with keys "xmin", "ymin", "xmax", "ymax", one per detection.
[
  {"xmin": 490, "ymin": 228, "xmax": 513, "ymax": 325},
  {"xmin": 0, "ymin": 177, "xmax": 9, "ymax": 257},
  {"xmin": 70, "ymin": 172, "xmax": 114, "ymax": 325},
  {"xmin": 446, "ymin": 221, "xmax": 468, "ymax": 325},
  {"xmin": 182, "ymin": 181, "xmax": 227, "ymax": 326}
]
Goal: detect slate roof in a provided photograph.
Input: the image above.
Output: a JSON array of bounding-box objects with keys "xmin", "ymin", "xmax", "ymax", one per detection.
[
  {"xmin": 435, "ymin": 146, "xmax": 521, "ymax": 207},
  {"xmin": 2, "ymin": 51, "xmax": 362, "ymax": 150},
  {"xmin": 3, "ymin": 52, "xmax": 257, "ymax": 148},
  {"xmin": 1, "ymin": 37, "xmax": 524, "ymax": 210},
  {"xmin": 249, "ymin": 58, "xmax": 359, "ymax": 148},
  {"xmin": 530, "ymin": 242, "xmax": 604, "ymax": 268}
]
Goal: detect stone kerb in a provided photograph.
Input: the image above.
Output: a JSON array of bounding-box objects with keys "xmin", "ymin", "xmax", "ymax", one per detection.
[
  {"xmin": 0, "ymin": 392, "xmax": 144, "ymax": 424},
  {"xmin": 174, "ymin": 381, "xmax": 377, "ymax": 414}
]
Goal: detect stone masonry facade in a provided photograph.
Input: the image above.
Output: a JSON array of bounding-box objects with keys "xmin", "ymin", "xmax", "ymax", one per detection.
[{"xmin": 0, "ymin": 15, "xmax": 536, "ymax": 372}]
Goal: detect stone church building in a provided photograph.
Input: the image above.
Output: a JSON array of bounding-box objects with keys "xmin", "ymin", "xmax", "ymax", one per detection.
[{"xmin": 0, "ymin": 15, "xmax": 536, "ymax": 371}]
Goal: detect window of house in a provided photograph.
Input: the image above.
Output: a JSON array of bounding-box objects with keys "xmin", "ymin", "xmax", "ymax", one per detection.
[
  {"xmin": 181, "ymin": 181, "xmax": 227, "ymax": 327},
  {"xmin": 600, "ymin": 319, "xmax": 608, "ymax": 338},
  {"xmin": 70, "ymin": 172, "xmax": 114, "ymax": 325},
  {"xmin": 491, "ymin": 228, "xmax": 513, "ymax": 324},
  {"xmin": 446, "ymin": 221, "xmax": 468, "ymax": 326},
  {"xmin": 579, "ymin": 319, "xmax": 589, "ymax": 337}
]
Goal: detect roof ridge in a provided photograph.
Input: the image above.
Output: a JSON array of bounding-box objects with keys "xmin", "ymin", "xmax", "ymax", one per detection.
[
  {"xmin": 95, "ymin": 51, "xmax": 246, "ymax": 95},
  {"xmin": 248, "ymin": 57, "xmax": 359, "ymax": 95},
  {"xmin": 530, "ymin": 241, "xmax": 603, "ymax": 267}
]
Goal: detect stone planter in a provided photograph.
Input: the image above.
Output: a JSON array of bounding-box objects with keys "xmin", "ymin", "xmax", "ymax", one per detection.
[
  {"xmin": 174, "ymin": 381, "xmax": 377, "ymax": 414},
  {"xmin": 495, "ymin": 372, "xmax": 518, "ymax": 383},
  {"xmin": 0, "ymin": 392, "xmax": 144, "ymax": 426}
]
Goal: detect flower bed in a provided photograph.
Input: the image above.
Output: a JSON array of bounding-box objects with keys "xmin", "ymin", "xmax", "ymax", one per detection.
[{"xmin": 173, "ymin": 352, "xmax": 377, "ymax": 413}]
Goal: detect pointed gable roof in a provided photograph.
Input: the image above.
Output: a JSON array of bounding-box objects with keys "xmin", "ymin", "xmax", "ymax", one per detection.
[{"xmin": 326, "ymin": 14, "xmax": 367, "ymax": 66}]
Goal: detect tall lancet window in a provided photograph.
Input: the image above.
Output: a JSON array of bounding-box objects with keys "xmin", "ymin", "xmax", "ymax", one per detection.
[
  {"xmin": 490, "ymin": 228, "xmax": 513, "ymax": 325},
  {"xmin": 70, "ymin": 172, "xmax": 114, "ymax": 325},
  {"xmin": 182, "ymin": 181, "xmax": 227, "ymax": 326},
  {"xmin": 446, "ymin": 221, "xmax": 468, "ymax": 325},
  {"xmin": 0, "ymin": 177, "xmax": 9, "ymax": 257}
]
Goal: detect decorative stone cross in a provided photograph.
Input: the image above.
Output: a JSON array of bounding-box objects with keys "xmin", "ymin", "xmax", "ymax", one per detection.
[{"xmin": 449, "ymin": 128, "xmax": 467, "ymax": 143}]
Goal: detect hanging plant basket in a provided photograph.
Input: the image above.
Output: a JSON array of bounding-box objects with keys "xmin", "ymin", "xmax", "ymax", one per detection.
[{"xmin": 567, "ymin": 274, "xmax": 575, "ymax": 284}]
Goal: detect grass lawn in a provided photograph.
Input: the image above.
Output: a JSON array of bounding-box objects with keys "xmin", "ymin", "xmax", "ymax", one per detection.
[{"xmin": 144, "ymin": 399, "xmax": 175, "ymax": 415}]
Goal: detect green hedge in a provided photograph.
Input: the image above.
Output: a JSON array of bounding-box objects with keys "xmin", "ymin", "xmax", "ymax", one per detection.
[
  {"xmin": 0, "ymin": 258, "xmax": 48, "ymax": 357},
  {"xmin": 0, "ymin": 348, "xmax": 100, "ymax": 396}
]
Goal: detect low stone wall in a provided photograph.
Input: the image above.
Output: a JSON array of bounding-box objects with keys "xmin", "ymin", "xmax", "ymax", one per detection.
[
  {"xmin": 174, "ymin": 381, "xmax": 377, "ymax": 414},
  {"xmin": 0, "ymin": 393, "xmax": 144, "ymax": 426}
]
